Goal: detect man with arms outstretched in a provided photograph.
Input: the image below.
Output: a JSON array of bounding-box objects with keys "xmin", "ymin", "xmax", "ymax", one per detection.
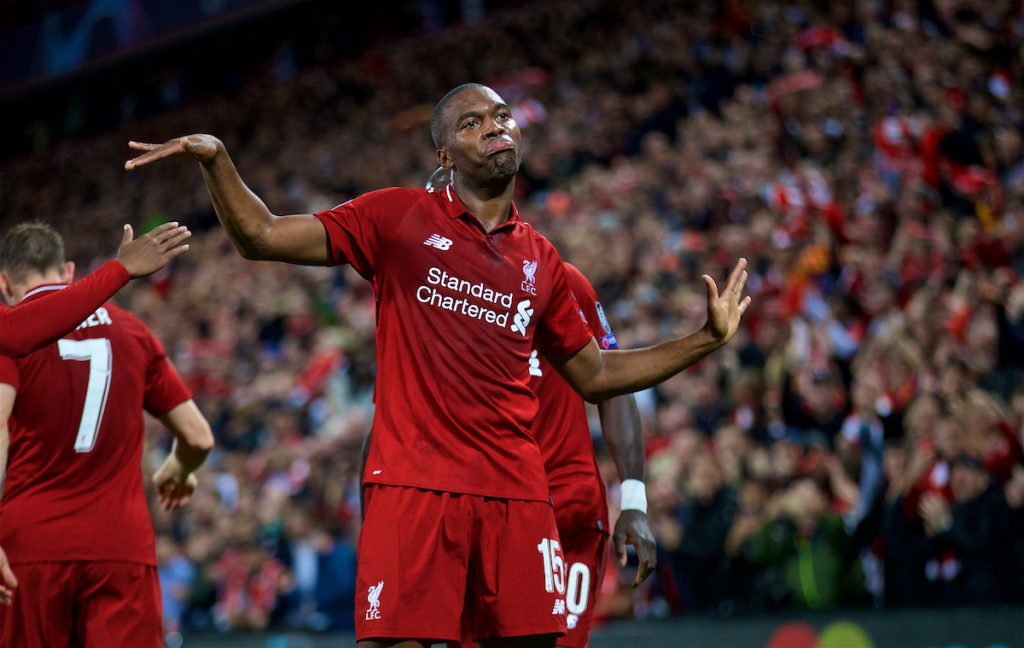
[
  {"xmin": 0, "ymin": 222, "xmax": 191, "ymax": 357},
  {"xmin": 126, "ymin": 82, "xmax": 749, "ymax": 648},
  {"xmin": 0, "ymin": 223, "xmax": 214, "ymax": 647}
]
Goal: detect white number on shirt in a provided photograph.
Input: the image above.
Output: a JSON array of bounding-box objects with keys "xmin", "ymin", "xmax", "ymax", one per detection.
[
  {"xmin": 536, "ymin": 538, "xmax": 566, "ymax": 594},
  {"xmin": 57, "ymin": 338, "xmax": 112, "ymax": 453},
  {"xmin": 566, "ymin": 562, "xmax": 591, "ymax": 615}
]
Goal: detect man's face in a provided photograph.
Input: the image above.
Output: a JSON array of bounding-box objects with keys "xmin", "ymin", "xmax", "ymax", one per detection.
[
  {"xmin": 951, "ymin": 462, "xmax": 988, "ymax": 503},
  {"xmin": 438, "ymin": 86, "xmax": 522, "ymax": 182}
]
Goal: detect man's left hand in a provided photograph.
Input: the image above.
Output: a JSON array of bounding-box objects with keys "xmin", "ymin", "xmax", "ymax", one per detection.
[
  {"xmin": 612, "ymin": 509, "xmax": 657, "ymax": 588},
  {"xmin": 702, "ymin": 258, "xmax": 752, "ymax": 345}
]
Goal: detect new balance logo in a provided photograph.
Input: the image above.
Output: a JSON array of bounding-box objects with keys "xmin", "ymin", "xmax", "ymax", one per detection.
[
  {"xmin": 510, "ymin": 300, "xmax": 534, "ymax": 336},
  {"xmin": 365, "ymin": 580, "xmax": 383, "ymax": 620},
  {"xmin": 528, "ymin": 349, "xmax": 543, "ymax": 377},
  {"xmin": 424, "ymin": 234, "xmax": 453, "ymax": 250},
  {"xmin": 552, "ymin": 599, "xmax": 566, "ymax": 615}
]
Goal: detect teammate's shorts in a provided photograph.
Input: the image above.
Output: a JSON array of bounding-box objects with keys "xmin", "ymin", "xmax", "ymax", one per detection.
[
  {"xmin": 356, "ymin": 484, "xmax": 569, "ymax": 642},
  {"xmin": 0, "ymin": 561, "xmax": 162, "ymax": 648},
  {"xmin": 557, "ymin": 526, "xmax": 610, "ymax": 648}
]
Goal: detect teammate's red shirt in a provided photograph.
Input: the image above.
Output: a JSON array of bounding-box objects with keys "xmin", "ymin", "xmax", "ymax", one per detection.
[
  {"xmin": 315, "ymin": 186, "xmax": 593, "ymax": 501},
  {"xmin": 531, "ymin": 263, "xmax": 615, "ymax": 532},
  {"xmin": 0, "ymin": 286, "xmax": 190, "ymax": 565}
]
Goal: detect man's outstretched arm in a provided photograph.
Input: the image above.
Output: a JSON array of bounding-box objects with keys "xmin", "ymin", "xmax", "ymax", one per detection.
[
  {"xmin": 125, "ymin": 135, "xmax": 331, "ymax": 265},
  {"xmin": 554, "ymin": 259, "xmax": 751, "ymax": 402},
  {"xmin": 0, "ymin": 223, "xmax": 190, "ymax": 358}
]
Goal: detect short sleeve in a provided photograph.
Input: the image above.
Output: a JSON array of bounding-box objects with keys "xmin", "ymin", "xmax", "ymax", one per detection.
[
  {"xmin": 563, "ymin": 262, "xmax": 619, "ymax": 350},
  {"xmin": 142, "ymin": 331, "xmax": 191, "ymax": 416},
  {"xmin": 313, "ymin": 187, "xmax": 417, "ymax": 279},
  {"xmin": 535, "ymin": 257, "xmax": 594, "ymax": 360},
  {"xmin": 0, "ymin": 354, "xmax": 19, "ymax": 391}
]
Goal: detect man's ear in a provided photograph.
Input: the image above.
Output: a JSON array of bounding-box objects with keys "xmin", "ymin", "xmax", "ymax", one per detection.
[
  {"xmin": 0, "ymin": 273, "xmax": 13, "ymax": 304},
  {"xmin": 62, "ymin": 261, "xmax": 75, "ymax": 283},
  {"xmin": 437, "ymin": 147, "xmax": 454, "ymax": 170}
]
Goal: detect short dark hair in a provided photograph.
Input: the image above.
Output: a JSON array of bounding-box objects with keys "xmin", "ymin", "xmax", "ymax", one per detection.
[
  {"xmin": 430, "ymin": 82, "xmax": 487, "ymax": 148},
  {"xmin": 0, "ymin": 222, "xmax": 65, "ymax": 283}
]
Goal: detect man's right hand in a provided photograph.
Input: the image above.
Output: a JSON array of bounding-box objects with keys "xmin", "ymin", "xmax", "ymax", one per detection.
[
  {"xmin": 116, "ymin": 222, "xmax": 192, "ymax": 278},
  {"xmin": 124, "ymin": 134, "xmax": 222, "ymax": 170},
  {"xmin": 0, "ymin": 545, "xmax": 17, "ymax": 605}
]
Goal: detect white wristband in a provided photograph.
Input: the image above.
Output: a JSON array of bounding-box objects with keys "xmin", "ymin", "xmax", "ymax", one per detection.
[{"xmin": 620, "ymin": 479, "xmax": 648, "ymax": 514}]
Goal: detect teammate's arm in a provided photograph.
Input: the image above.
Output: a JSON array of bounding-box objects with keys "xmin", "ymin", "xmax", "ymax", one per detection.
[
  {"xmin": 151, "ymin": 400, "xmax": 214, "ymax": 511},
  {"xmin": 552, "ymin": 259, "xmax": 750, "ymax": 402},
  {"xmin": 125, "ymin": 135, "xmax": 330, "ymax": 265},
  {"xmin": 0, "ymin": 223, "xmax": 191, "ymax": 358},
  {"xmin": 598, "ymin": 395, "xmax": 657, "ymax": 587},
  {"xmin": 0, "ymin": 383, "xmax": 19, "ymax": 604}
]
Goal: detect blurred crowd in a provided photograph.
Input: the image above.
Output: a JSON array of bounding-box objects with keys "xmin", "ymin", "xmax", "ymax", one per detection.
[{"xmin": 2, "ymin": 0, "xmax": 1024, "ymax": 635}]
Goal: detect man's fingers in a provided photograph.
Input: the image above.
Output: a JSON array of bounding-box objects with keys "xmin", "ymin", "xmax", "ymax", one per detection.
[
  {"xmin": 148, "ymin": 221, "xmax": 180, "ymax": 238},
  {"xmin": 633, "ymin": 540, "xmax": 658, "ymax": 587},
  {"xmin": 702, "ymin": 275, "xmax": 719, "ymax": 303},
  {"xmin": 723, "ymin": 258, "xmax": 747, "ymax": 295},
  {"xmin": 128, "ymin": 141, "xmax": 162, "ymax": 151},
  {"xmin": 158, "ymin": 228, "xmax": 192, "ymax": 252},
  {"xmin": 739, "ymin": 295, "xmax": 752, "ymax": 315},
  {"xmin": 121, "ymin": 224, "xmax": 133, "ymax": 246},
  {"xmin": 613, "ymin": 533, "xmax": 627, "ymax": 567},
  {"xmin": 150, "ymin": 223, "xmax": 183, "ymax": 245},
  {"xmin": 165, "ymin": 244, "xmax": 191, "ymax": 260},
  {"xmin": 124, "ymin": 139, "xmax": 187, "ymax": 170},
  {"xmin": 734, "ymin": 270, "xmax": 749, "ymax": 302},
  {"xmin": 0, "ymin": 562, "xmax": 18, "ymax": 589}
]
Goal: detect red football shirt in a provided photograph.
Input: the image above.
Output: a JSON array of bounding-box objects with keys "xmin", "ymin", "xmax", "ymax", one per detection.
[
  {"xmin": 0, "ymin": 286, "xmax": 190, "ymax": 565},
  {"xmin": 531, "ymin": 263, "xmax": 616, "ymax": 533},
  {"xmin": 315, "ymin": 186, "xmax": 593, "ymax": 501}
]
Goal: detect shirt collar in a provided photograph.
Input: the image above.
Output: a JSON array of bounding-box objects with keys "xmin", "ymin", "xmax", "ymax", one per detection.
[
  {"xmin": 440, "ymin": 182, "xmax": 522, "ymax": 231},
  {"xmin": 19, "ymin": 283, "xmax": 67, "ymax": 304}
]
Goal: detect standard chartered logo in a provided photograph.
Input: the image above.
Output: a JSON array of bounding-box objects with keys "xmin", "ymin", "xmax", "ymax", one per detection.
[
  {"xmin": 415, "ymin": 267, "xmax": 541, "ymax": 337},
  {"xmin": 510, "ymin": 300, "xmax": 534, "ymax": 336},
  {"xmin": 417, "ymin": 267, "xmax": 516, "ymax": 329}
]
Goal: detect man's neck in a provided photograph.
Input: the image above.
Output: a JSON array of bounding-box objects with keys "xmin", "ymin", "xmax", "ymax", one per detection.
[
  {"xmin": 12, "ymin": 272, "xmax": 67, "ymax": 303},
  {"xmin": 452, "ymin": 174, "xmax": 516, "ymax": 232}
]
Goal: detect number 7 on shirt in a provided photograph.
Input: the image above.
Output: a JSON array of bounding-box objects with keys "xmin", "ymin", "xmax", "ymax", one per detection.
[{"xmin": 57, "ymin": 338, "xmax": 112, "ymax": 453}]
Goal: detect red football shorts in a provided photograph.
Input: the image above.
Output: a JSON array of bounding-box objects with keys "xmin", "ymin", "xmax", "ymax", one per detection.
[
  {"xmin": 448, "ymin": 524, "xmax": 610, "ymax": 648},
  {"xmin": 0, "ymin": 561, "xmax": 162, "ymax": 648},
  {"xmin": 556, "ymin": 527, "xmax": 609, "ymax": 648},
  {"xmin": 357, "ymin": 484, "xmax": 569, "ymax": 642}
]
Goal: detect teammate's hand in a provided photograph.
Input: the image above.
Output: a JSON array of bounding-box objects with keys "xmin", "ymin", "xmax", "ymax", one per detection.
[
  {"xmin": 152, "ymin": 455, "xmax": 199, "ymax": 511},
  {"xmin": 702, "ymin": 258, "xmax": 752, "ymax": 345},
  {"xmin": 0, "ymin": 545, "xmax": 18, "ymax": 605},
  {"xmin": 116, "ymin": 222, "xmax": 192, "ymax": 278},
  {"xmin": 124, "ymin": 134, "xmax": 223, "ymax": 170},
  {"xmin": 612, "ymin": 509, "xmax": 657, "ymax": 588}
]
